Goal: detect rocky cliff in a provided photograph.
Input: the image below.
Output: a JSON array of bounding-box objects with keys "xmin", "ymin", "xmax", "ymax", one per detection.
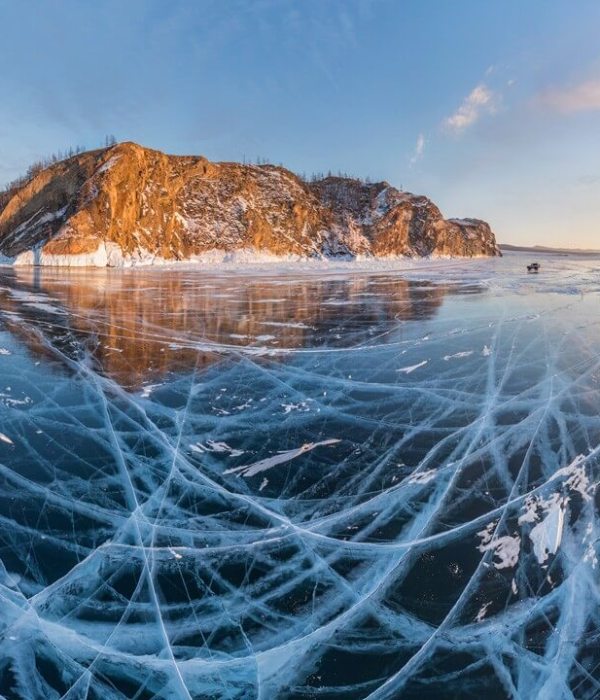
[{"xmin": 0, "ymin": 142, "xmax": 500, "ymax": 266}]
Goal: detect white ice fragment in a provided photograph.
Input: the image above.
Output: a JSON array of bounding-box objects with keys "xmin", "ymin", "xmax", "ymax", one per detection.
[
  {"xmin": 529, "ymin": 498, "xmax": 566, "ymax": 564},
  {"xmin": 518, "ymin": 455, "xmax": 590, "ymax": 565},
  {"xmin": 255, "ymin": 335, "xmax": 276, "ymax": 342},
  {"xmin": 482, "ymin": 345, "xmax": 492, "ymax": 356},
  {"xmin": 518, "ymin": 495, "xmax": 540, "ymax": 525},
  {"xmin": 190, "ymin": 440, "xmax": 245, "ymax": 457},
  {"xmin": 261, "ymin": 321, "xmax": 312, "ymax": 329},
  {"xmin": 0, "ymin": 433, "xmax": 13, "ymax": 445},
  {"xmin": 140, "ymin": 383, "xmax": 162, "ymax": 398},
  {"xmin": 225, "ymin": 439, "xmax": 341, "ymax": 478},
  {"xmin": 205, "ymin": 441, "xmax": 230, "ymax": 452},
  {"xmin": 397, "ymin": 360, "xmax": 428, "ymax": 374},
  {"xmin": 552, "ymin": 454, "xmax": 591, "ymax": 500},
  {"xmin": 233, "ymin": 399, "xmax": 253, "ymax": 411},
  {"xmin": 477, "ymin": 522, "xmax": 521, "ymax": 569},
  {"xmin": 443, "ymin": 351, "xmax": 474, "ymax": 361},
  {"xmin": 476, "ymin": 601, "xmax": 492, "ymax": 622},
  {"xmin": 282, "ymin": 401, "xmax": 312, "ymax": 414},
  {"xmin": 259, "ymin": 478, "xmax": 268, "ymax": 491}
]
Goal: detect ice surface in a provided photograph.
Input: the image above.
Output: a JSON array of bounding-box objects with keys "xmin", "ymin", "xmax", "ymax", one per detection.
[{"xmin": 0, "ymin": 252, "xmax": 599, "ymax": 698}]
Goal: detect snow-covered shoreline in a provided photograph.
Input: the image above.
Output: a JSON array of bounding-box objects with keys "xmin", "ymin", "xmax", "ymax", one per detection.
[{"xmin": 2, "ymin": 242, "xmax": 501, "ymax": 272}]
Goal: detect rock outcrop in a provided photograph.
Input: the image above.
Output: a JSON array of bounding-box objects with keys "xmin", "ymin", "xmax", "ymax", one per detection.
[{"xmin": 0, "ymin": 142, "xmax": 500, "ymax": 266}]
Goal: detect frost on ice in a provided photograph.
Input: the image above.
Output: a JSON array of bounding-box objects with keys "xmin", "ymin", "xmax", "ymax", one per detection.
[{"xmin": 0, "ymin": 254, "xmax": 598, "ymax": 699}]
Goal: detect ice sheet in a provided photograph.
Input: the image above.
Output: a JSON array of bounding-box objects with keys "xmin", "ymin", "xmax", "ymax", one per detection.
[{"xmin": 0, "ymin": 252, "xmax": 598, "ymax": 698}]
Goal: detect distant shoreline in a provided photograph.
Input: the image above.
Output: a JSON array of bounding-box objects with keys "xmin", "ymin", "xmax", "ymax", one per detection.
[{"xmin": 500, "ymin": 243, "xmax": 600, "ymax": 256}]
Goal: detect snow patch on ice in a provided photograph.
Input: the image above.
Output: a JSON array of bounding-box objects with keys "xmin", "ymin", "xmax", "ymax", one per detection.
[
  {"xmin": 397, "ymin": 360, "xmax": 428, "ymax": 374},
  {"xmin": 477, "ymin": 521, "xmax": 521, "ymax": 569},
  {"xmin": 529, "ymin": 499, "xmax": 566, "ymax": 565},
  {"xmin": 190, "ymin": 440, "xmax": 245, "ymax": 457},
  {"xmin": 224, "ymin": 439, "xmax": 340, "ymax": 478},
  {"xmin": 444, "ymin": 351, "xmax": 474, "ymax": 361}
]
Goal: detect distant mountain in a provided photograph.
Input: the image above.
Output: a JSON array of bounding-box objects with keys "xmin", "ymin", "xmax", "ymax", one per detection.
[
  {"xmin": 0, "ymin": 142, "xmax": 500, "ymax": 266},
  {"xmin": 501, "ymin": 243, "xmax": 600, "ymax": 255}
]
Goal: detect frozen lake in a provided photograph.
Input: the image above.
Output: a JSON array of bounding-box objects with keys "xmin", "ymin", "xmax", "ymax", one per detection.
[{"xmin": 0, "ymin": 252, "xmax": 599, "ymax": 699}]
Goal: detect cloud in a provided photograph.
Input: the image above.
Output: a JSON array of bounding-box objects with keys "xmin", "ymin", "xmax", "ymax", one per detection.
[
  {"xmin": 444, "ymin": 84, "xmax": 497, "ymax": 133},
  {"xmin": 537, "ymin": 79, "xmax": 600, "ymax": 113},
  {"xmin": 409, "ymin": 133, "xmax": 425, "ymax": 166}
]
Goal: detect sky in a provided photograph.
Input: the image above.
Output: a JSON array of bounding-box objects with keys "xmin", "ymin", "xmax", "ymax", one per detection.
[{"xmin": 1, "ymin": 0, "xmax": 600, "ymax": 248}]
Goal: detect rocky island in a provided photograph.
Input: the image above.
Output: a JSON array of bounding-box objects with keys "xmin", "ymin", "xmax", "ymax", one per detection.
[{"xmin": 0, "ymin": 142, "xmax": 500, "ymax": 266}]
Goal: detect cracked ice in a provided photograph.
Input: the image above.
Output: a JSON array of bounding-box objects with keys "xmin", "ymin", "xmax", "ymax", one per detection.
[{"xmin": 0, "ymin": 253, "xmax": 598, "ymax": 698}]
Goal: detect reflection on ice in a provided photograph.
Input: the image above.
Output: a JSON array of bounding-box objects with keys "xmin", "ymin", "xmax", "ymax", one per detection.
[
  {"xmin": 2, "ymin": 266, "xmax": 463, "ymax": 387},
  {"xmin": 0, "ymin": 253, "xmax": 599, "ymax": 698}
]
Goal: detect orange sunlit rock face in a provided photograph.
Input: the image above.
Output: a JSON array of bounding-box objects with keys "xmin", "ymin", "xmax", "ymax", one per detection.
[{"xmin": 0, "ymin": 143, "xmax": 500, "ymax": 263}]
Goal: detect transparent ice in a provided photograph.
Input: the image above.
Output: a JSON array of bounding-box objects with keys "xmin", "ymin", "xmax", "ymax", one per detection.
[{"xmin": 0, "ymin": 253, "xmax": 599, "ymax": 699}]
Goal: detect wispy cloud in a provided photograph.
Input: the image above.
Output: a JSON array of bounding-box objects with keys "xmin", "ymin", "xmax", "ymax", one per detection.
[
  {"xmin": 409, "ymin": 133, "xmax": 425, "ymax": 166},
  {"xmin": 444, "ymin": 84, "xmax": 497, "ymax": 134},
  {"xmin": 537, "ymin": 79, "xmax": 600, "ymax": 113}
]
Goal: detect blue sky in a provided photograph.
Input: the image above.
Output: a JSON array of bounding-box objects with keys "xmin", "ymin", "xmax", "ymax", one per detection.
[{"xmin": 2, "ymin": 0, "xmax": 600, "ymax": 247}]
